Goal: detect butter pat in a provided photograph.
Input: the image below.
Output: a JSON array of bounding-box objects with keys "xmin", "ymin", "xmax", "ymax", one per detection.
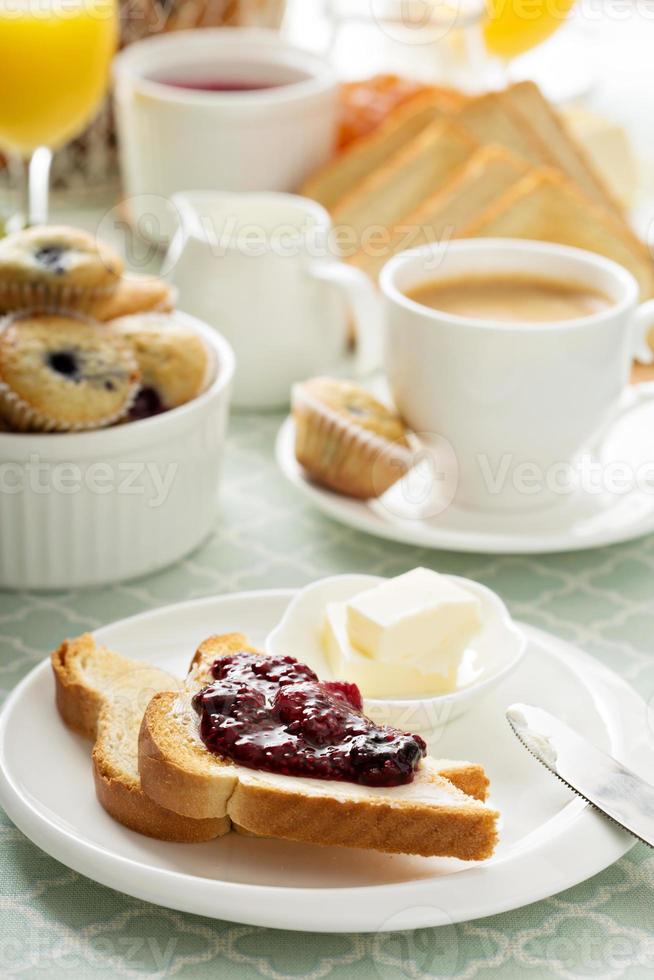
[
  {"xmin": 346, "ymin": 568, "xmax": 482, "ymax": 672},
  {"xmin": 323, "ymin": 601, "xmax": 459, "ymax": 698}
]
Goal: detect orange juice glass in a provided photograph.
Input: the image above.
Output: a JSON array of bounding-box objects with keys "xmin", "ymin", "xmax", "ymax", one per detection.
[
  {"xmin": 0, "ymin": 0, "xmax": 118, "ymax": 224},
  {"xmin": 483, "ymin": 0, "xmax": 576, "ymax": 59}
]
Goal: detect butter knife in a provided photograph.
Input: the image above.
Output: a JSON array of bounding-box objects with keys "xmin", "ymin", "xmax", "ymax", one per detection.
[{"xmin": 506, "ymin": 703, "xmax": 654, "ymax": 848}]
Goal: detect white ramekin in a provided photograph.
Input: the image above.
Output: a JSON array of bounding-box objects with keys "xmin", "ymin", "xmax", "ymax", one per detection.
[
  {"xmin": 112, "ymin": 28, "xmax": 339, "ymax": 243},
  {"xmin": 0, "ymin": 314, "xmax": 235, "ymax": 591}
]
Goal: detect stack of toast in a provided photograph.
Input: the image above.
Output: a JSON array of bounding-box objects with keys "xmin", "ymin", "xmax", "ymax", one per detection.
[
  {"xmin": 303, "ymin": 81, "xmax": 654, "ymax": 298},
  {"xmin": 53, "ymin": 632, "xmax": 499, "ymax": 861}
]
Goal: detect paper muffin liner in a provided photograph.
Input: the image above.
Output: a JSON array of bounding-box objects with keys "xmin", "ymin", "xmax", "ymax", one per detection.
[
  {"xmin": 292, "ymin": 382, "xmax": 414, "ymax": 499},
  {"xmin": 0, "ymin": 278, "xmax": 120, "ymax": 317},
  {"xmin": 0, "ymin": 311, "xmax": 140, "ymax": 433}
]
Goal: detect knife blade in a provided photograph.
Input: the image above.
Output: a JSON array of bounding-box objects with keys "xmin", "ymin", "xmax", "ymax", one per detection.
[{"xmin": 506, "ymin": 703, "xmax": 654, "ymax": 848}]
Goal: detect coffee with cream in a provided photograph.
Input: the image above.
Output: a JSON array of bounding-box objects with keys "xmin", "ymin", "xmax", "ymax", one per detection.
[{"xmin": 406, "ymin": 274, "xmax": 613, "ymax": 323}]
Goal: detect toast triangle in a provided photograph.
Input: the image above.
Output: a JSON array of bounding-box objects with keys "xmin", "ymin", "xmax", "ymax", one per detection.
[
  {"xmin": 349, "ymin": 144, "xmax": 531, "ymax": 280},
  {"xmin": 138, "ymin": 633, "xmax": 498, "ymax": 860},
  {"xmin": 332, "ymin": 119, "xmax": 478, "ymax": 245},
  {"xmin": 452, "ymin": 90, "xmax": 546, "ymax": 164},
  {"xmin": 338, "ymin": 77, "xmax": 466, "ymax": 151},
  {"xmin": 460, "ymin": 169, "xmax": 654, "ymax": 298},
  {"xmin": 301, "ymin": 91, "xmax": 454, "ymax": 210},
  {"xmin": 503, "ymin": 81, "xmax": 622, "ymax": 215},
  {"xmin": 52, "ymin": 634, "xmax": 229, "ymax": 842}
]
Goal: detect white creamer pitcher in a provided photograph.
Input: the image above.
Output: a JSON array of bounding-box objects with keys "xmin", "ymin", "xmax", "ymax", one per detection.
[{"xmin": 166, "ymin": 191, "xmax": 381, "ymax": 408}]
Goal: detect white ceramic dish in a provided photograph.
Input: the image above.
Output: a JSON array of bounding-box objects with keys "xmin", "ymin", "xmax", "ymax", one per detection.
[
  {"xmin": 167, "ymin": 191, "xmax": 379, "ymax": 409},
  {"xmin": 0, "ymin": 314, "xmax": 235, "ymax": 591},
  {"xmin": 267, "ymin": 574, "xmax": 526, "ymax": 732},
  {"xmin": 113, "ymin": 29, "xmax": 338, "ymax": 243},
  {"xmin": 0, "ymin": 588, "xmax": 648, "ymax": 933},
  {"xmin": 276, "ymin": 385, "xmax": 654, "ymax": 555}
]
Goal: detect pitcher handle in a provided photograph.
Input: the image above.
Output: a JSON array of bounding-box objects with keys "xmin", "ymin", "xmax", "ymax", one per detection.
[{"xmin": 308, "ymin": 260, "xmax": 382, "ymax": 376}]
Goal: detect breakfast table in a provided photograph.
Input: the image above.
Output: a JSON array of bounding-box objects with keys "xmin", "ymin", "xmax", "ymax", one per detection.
[
  {"xmin": 2, "ymin": 3, "xmax": 654, "ymax": 979},
  {"xmin": 0, "ymin": 409, "xmax": 653, "ymax": 977}
]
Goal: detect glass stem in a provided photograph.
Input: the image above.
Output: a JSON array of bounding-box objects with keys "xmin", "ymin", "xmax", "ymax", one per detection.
[
  {"xmin": 465, "ymin": 19, "xmax": 512, "ymax": 91},
  {"xmin": 28, "ymin": 146, "xmax": 53, "ymax": 225},
  {"xmin": 463, "ymin": 22, "xmax": 491, "ymax": 91},
  {"xmin": 11, "ymin": 146, "xmax": 53, "ymax": 230}
]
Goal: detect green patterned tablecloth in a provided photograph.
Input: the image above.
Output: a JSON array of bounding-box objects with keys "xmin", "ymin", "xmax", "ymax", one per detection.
[{"xmin": 1, "ymin": 412, "xmax": 654, "ymax": 978}]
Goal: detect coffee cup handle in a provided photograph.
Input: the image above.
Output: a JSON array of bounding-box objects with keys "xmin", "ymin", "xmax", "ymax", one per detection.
[
  {"xmin": 307, "ymin": 261, "xmax": 382, "ymax": 376},
  {"xmin": 585, "ymin": 300, "xmax": 654, "ymax": 455},
  {"xmin": 632, "ymin": 299, "xmax": 654, "ymax": 364}
]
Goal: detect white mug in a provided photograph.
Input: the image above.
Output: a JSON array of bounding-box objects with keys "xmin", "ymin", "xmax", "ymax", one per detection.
[
  {"xmin": 113, "ymin": 29, "xmax": 338, "ymax": 244},
  {"xmin": 166, "ymin": 191, "xmax": 380, "ymax": 409},
  {"xmin": 381, "ymin": 239, "xmax": 654, "ymax": 513}
]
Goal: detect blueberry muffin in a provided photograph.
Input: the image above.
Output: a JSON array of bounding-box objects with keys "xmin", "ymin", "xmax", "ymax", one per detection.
[
  {"xmin": 110, "ymin": 313, "xmax": 214, "ymax": 421},
  {"xmin": 0, "ymin": 225, "xmax": 123, "ymax": 312},
  {"xmin": 89, "ymin": 274, "xmax": 176, "ymax": 322},
  {"xmin": 293, "ymin": 377, "xmax": 412, "ymax": 499},
  {"xmin": 0, "ymin": 313, "xmax": 140, "ymax": 432}
]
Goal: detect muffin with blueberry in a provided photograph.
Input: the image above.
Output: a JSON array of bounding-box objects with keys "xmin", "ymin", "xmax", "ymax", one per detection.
[
  {"xmin": 0, "ymin": 225, "xmax": 123, "ymax": 312},
  {"xmin": 0, "ymin": 312, "xmax": 140, "ymax": 432},
  {"xmin": 110, "ymin": 313, "xmax": 214, "ymax": 421},
  {"xmin": 293, "ymin": 377, "xmax": 412, "ymax": 499}
]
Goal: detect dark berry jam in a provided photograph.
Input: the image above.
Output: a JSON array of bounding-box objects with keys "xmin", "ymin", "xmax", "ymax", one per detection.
[{"xmin": 192, "ymin": 652, "xmax": 426, "ymax": 787}]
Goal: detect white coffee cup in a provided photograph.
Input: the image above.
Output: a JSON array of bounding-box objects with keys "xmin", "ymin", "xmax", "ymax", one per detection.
[
  {"xmin": 381, "ymin": 239, "xmax": 654, "ymax": 513},
  {"xmin": 113, "ymin": 29, "xmax": 338, "ymax": 243},
  {"xmin": 166, "ymin": 191, "xmax": 380, "ymax": 409}
]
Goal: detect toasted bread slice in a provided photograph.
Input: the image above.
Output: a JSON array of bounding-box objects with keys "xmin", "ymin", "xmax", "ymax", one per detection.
[
  {"xmin": 350, "ymin": 144, "xmax": 530, "ymax": 280},
  {"xmin": 302, "ymin": 92, "xmax": 453, "ymax": 210},
  {"xmin": 184, "ymin": 634, "xmax": 489, "ymax": 802},
  {"xmin": 453, "ymin": 90, "xmax": 545, "ymax": 165},
  {"xmin": 52, "ymin": 634, "xmax": 228, "ymax": 842},
  {"xmin": 337, "ymin": 76, "xmax": 466, "ymax": 151},
  {"xmin": 139, "ymin": 633, "xmax": 498, "ymax": 860},
  {"xmin": 331, "ymin": 120, "xmax": 478, "ymax": 246},
  {"xmin": 504, "ymin": 81, "xmax": 622, "ymax": 215},
  {"xmin": 460, "ymin": 169, "xmax": 654, "ymax": 298}
]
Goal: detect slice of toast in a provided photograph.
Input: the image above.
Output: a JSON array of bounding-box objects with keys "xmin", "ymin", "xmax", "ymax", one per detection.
[
  {"xmin": 349, "ymin": 144, "xmax": 530, "ymax": 280},
  {"xmin": 460, "ymin": 168, "xmax": 654, "ymax": 299},
  {"xmin": 302, "ymin": 91, "xmax": 453, "ymax": 210},
  {"xmin": 503, "ymin": 81, "xmax": 622, "ymax": 215},
  {"xmin": 337, "ymin": 76, "xmax": 466, "ymax": 151},
  {"xmin": 52, "ymin": 634, "xmax": 229, "ymax": 842},
  {"xmin": 331, "ymin": 120, "xmax": 478, "ymax": 247},
  {"xmin": 453, "ymin": 90, "xmax": 546, "ymax": 165},
  {"xmin": 138, "ymin": 633, "xmax": 498, "ymax": 860}
]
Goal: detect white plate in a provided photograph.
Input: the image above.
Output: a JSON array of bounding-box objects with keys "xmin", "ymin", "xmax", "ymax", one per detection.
[
  {"xmin": 0, "ymin": 589, "xmax": 649, "ymax": 933},
  {"xmin": 276, "ymin": 386, "xmax": 654, "ymax": 554}
]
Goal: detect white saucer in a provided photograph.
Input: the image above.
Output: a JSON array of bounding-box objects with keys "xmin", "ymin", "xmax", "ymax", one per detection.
[
  {"xmin": 276, "ymin": 386, "xmax": 654, "ymax": 554},
  {"xmin": 0, "ymin": 588, "xmax": 649, "ymax": 933}
]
